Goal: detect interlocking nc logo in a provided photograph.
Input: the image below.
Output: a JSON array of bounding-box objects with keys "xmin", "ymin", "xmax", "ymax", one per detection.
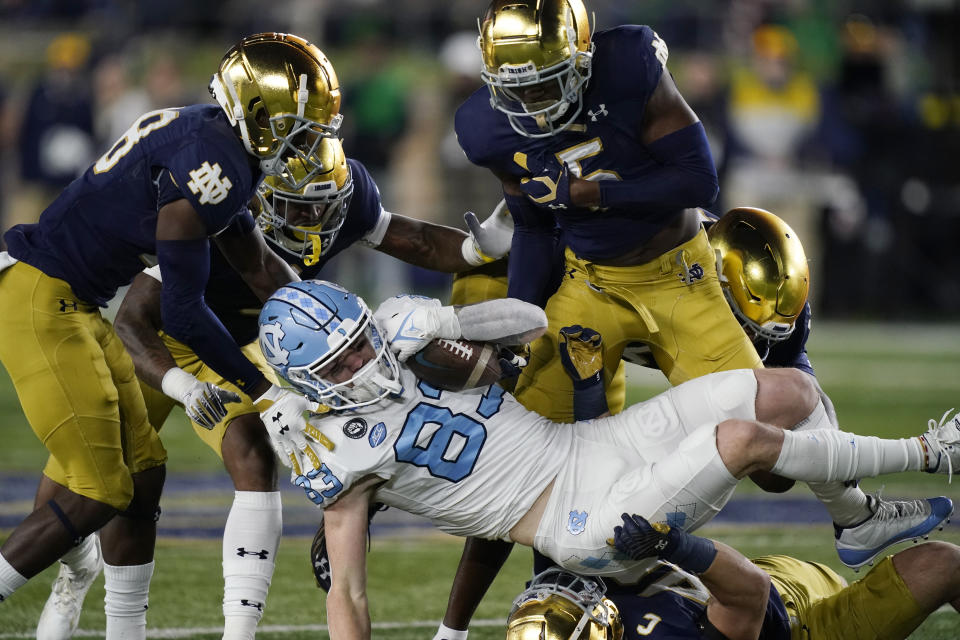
[
  {"xmin": 187, "ymin": 161, "xmax": 233, "ymax": 205},
  {"xmin": 58, "ymin": 299, "xmax": 78, "ymax": 312},
  {"xmin": 587, "ymin": 104, "xmax": 608, "ymax": 121}
]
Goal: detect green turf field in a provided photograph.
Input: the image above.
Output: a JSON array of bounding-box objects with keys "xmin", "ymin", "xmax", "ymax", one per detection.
[{"xmin": 2, "ymin": 321, "xmax": 960, "ymax": 638}]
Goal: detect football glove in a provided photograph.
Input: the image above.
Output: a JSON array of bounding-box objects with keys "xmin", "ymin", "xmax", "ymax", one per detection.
[
  {"xmin": 374, "ymin": 295, "xmax": 461, "ymax": 362},
  {"xmin": 612, "ymin": 513, "xmax": 717, "ymax": 574},
  {"xmin": 519, "ymin": 157, "xmax": 572, "ymax": 210},
  {"xmin": 462, "ymin": 199, "xmax": 514, "ymax": 266},
  {"xmin": 497, "ymin": 346, "xmax": 528, "ymax": 379},
  {"xmin": 254, "ymin": 385, "xmax": 332, "ymax": 478},
  {"xmin": 557, "ymin": 325, "xmax": 603, "ymax": 389},
  {"xmin": 160, "ymin": 367, "xmax": 241, "ymax": 430}
]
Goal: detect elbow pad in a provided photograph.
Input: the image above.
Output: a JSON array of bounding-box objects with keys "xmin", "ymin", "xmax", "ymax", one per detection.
[{"xmin": 456, "ymin": 298, "xmax": 547, "ymax": 345}]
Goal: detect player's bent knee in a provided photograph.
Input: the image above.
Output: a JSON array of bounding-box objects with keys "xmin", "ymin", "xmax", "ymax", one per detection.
[
  {"xmin": 716, "ymin": 419, "xmax": 771, "ymax": 477},
  {"xmin": 754, "ymin": 368, "xmax": 817, "ymax": 424}
]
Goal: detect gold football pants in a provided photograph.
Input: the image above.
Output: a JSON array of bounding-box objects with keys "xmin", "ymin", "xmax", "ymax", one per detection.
[
  {"xmin": 0, "ymin": 262, "xmax": 166, "ymax": 509},
  {"xmin": 755, "ymin": 554, "xmax": 926, "ymax": 640},
  {"xmin": 514, "ymin": 228, "xmax": 763, "ymax": 422}
]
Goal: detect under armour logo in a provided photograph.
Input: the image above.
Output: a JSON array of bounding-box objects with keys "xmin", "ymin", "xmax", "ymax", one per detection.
[
  {"xmin": 314, "ymin": 557, "xmax": 331, "ymax": 581},
  {"xmin": 566, "ymin": 268, "xmax": 576, "ymax": 279},
  {"xmin": 58, "ymin": 299, "xmax": 78, "ymax": 312},
  {"xmin": 240, "ymin": 599, "xmax": 263, "ymax": 611},
  {"xmin": 546, "ymin": 203, "xmax": 567, "ymax": 210},
  {"xmin": 587, "ymin": 104, "xmax": 608, "ymax": 121},
  {"xmin": 187, "ymin": 161, "xmax": 233, "ymax": 205},
  {"xmin": 655, "ymin": 539, "xmax": 668, "ymax": 551},
  {"xmin": 236, "ymin": 547, "xmax": 269, "ymax": 559}
]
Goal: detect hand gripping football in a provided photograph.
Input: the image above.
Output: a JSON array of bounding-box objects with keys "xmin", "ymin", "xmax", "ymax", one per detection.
[{"xmin": 406, "ymin": 338, "xmax": 502, "ymax": 391}]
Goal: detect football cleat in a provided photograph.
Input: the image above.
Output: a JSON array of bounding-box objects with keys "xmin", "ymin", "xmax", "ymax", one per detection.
[
  {"xmin": 36, "ymin": 535, "xmax": 103, "ymax": 640},
  {"xmin": 919, "ymin": 408, "xmax": 960, "ymax": 481},
  {"xmin": 835, "ymin": 495, "xmax": 953, "ymax": 570}
]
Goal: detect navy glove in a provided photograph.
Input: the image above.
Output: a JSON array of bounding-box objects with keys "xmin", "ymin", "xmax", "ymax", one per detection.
[
  {"xmin": 520, "ymin": 157, "xmax": 572, "ymax": 210},
  {"xmin": 612, "ymin": 513, "xmax": 717, "ymax": 574},
  {"xmin": 558, "ymin": 325, "xmax": 603, "ymax": 389}
]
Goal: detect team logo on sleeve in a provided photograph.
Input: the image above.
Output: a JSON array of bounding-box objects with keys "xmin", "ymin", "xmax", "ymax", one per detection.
[
  {"xmin": 187, "ymin": 161, "xmax": 233, "ymax": 205},
  {"xmin": 567, "ymin": 510, "xmax": 588, "ymax": 535},
  {"xmin": 651, "ymin": 32, "xmax": 669, "ymax": 67},
  {"xmin": 342, "ymin": 418, "xmax": 368, "ymax": 439},
  {"xmin": 259, "ymin": 322, "xmax": 288, "ymax": 366}
]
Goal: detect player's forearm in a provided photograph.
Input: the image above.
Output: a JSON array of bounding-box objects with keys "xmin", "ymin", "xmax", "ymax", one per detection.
[
  {"xmin": 442, "ymin": 537, "xmax": 514, "ymax": 630},
  {"xmin": 114, "ymin": 273, "xmax": 176, "ymax": 389},
  {"xmin": 697, "ymin": 541, "xmax": 770, "ymax": 640},
  {"xmin": 239, "ymin": 248, "xmax": 299, "ymax": 302},
  {"xmin": 454, "ymin": 299, "xmax": 546, "ymax": 345},
  {"xmin": 327, "ymin": 587, "xmax": 372, "ymax": 640},
  {"xmin": 597, "ymin": 121, "xmax": 718, "ymax": 210},
  {"xmin": 377, "ymin": 214, "xmax": 474, "ymax": 273}
]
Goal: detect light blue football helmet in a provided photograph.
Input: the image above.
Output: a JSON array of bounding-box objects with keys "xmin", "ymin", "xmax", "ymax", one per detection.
[{"xmin": 258, "ymin": 280, "xmax": 402, "ymax": 409}]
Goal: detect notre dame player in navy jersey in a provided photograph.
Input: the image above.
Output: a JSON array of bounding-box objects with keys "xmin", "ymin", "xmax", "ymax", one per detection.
[
  {"xmin": 0, "ymin": 33, "xmax": 344, "ymax": 637},
  {"xmin": 54, "ymin": 137, "xmax": 510, "ymax": 637},
  {"xmin": 455, "ymin": 0, "xmax": 763, "ymax": 427}
]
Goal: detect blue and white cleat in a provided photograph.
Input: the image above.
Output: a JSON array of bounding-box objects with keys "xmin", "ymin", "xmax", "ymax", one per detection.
[
  {"xmin": 920, "ymin": 408, "xmax": 960, "ymax": 480},
  {"xmin": 835, "ymin": 496, "xmax": 953, "ymax": 571}
]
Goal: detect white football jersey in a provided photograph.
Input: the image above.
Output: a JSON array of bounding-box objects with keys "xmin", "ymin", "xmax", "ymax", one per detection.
[{"xmin": 298, "ymin": 368, "xmax": 571, "ymax": 540}]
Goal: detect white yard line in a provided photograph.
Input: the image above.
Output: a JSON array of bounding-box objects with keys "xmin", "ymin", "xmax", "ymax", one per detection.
[{"xmin": 0, "ymin": 619, "xmax": 507, "ymax": 639}]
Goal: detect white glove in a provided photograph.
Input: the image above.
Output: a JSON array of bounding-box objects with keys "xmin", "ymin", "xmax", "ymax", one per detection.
[
  {"xmin": 373, "ymin": 295, "xmax": 461, "ymax": 362},
  {"xmin": 432, "ymin": 624, "xmax": 468, "ymax": 640},
  {"xmin": 461, "ymin": 199, "xmax": 514, "ymax": 266},
  {"xmin": 161, "ymin": 367, "xmax": 241, "ymax": 430},
  {"xmin": 254, "ymin": 385, "xmax": 328, "ymax": 478}
]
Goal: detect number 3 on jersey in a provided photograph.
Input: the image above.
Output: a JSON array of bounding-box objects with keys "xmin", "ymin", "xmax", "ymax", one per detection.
[{"xmin": 394, "ymin": 383, "xmax": 505, "ymax": 482}]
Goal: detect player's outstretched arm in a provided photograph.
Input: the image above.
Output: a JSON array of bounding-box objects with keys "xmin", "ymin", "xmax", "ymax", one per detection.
[
  {"xmin": 115, "ymin": 270, "xmax": 241, "ymax": 430},
  {"xmin": 215, "ymin": 218, "xmax": 299, "ymax": 302},
  {"xmin": 613, "ymin": 513, "xmax": 769, "ymax": 640},
  {"xmin": 433, "ymin": 537, "xmax": 515, "ymax": 640},
  {"xmin": 325, "ymin": 476, "xmax": 382, "ymax": 640},
  {"xmin": 376, "ymin": 211, "xmax": 510, "ymax": 274},
  {"xmin": 373, "ymin": 294, "xmax": 546, "ymax": 362}
]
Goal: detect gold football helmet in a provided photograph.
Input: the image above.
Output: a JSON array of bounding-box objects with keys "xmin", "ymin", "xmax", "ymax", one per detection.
[
  {"xmin": 479, "ymin": 0, "xmax": 593, "ymax": 137},
  {"xmin": 254, "ymin": 137, "xmax": 353, "ymax": 266},
  {"xmin": 506, "ymin": 568, "xmax": 623, "ymax": 640},
  {"xmin": 708, "ymin": 207, "xmax": 810, "ymax": 344},
  {"xmin": 210, "ymin": 32, "xmax": 343, "ymax": 189}
]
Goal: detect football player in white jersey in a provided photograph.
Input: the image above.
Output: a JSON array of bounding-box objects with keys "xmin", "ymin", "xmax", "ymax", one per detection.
[{"xmin": 257, "ymin": 280, "xmax": 958, "ymax": 640}]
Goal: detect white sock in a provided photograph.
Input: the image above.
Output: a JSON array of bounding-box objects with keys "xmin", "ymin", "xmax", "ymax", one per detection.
[
  {"xmin": 791, "ymin": 400, "xmax": 872, "ymax": 526},
  {"xmin": 772, "ymin": 429, "xmax": 925, "ymax": 483},
  {"xmin": 0, "ymin": 551, "xmax": 28, "ymax": 602},
  {"xmin": 60, "ymin": 534, "xmax": 97, "ymax": 569},
  {"xmin": 222, "ymin": 491, "xmax": 282, "ymax": 640},
  {"xmin": 104, "ymin": 561, "xmax": 154, "ymax": 640}
]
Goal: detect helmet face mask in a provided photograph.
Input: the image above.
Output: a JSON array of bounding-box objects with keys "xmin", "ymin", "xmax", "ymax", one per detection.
[
  {"xmin": 708, "ymin": 207, "xmax": 810, "ymax": 349},
  {"xmin": 479, "ymin": 0, "xmax": 594, "ymax": 138},
  {"xmin": 210, "ymin": 32, "xmax": 343, "ymax": 188},
  {"xmin": 506, "ymin": 568, "xmax": 623, "ymax": 640},
  {"xmin": 256, "ymin": 139, "xmax": 353, "ymax": 265},
  {"xmin": 258, "ymin": 281, "xmax": 402, "ymax": 410}
]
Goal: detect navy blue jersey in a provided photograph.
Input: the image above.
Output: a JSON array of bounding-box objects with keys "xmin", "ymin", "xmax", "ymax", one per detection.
[
  {"xmin": 203, "ymin": 158, "xmax": 384, "ymax": 345},
  {"xmin": 533, "ymin": 553, "xmax": 790, "ymax": 639},
  {"xmin": 457, "ymin": 26, "xmax": 694, "ymax": 261},
  {"xmin": 763, "ymin": 302, "xmax": 813, "ymax": 374},
  {"xmin": 5, "ymin": 104, "xmax": 259, "ymax": 306}
]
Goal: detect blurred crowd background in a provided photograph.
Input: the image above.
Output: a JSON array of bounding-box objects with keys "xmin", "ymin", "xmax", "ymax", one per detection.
[{"xmin": 0, "ymin": 0, "xmax": 957, "ymax": 319}]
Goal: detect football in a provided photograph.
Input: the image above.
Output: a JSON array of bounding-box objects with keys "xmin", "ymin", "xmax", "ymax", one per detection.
[{"xmin": 406, "ymin": 338, "xmax": 503, "ymax": 391}]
